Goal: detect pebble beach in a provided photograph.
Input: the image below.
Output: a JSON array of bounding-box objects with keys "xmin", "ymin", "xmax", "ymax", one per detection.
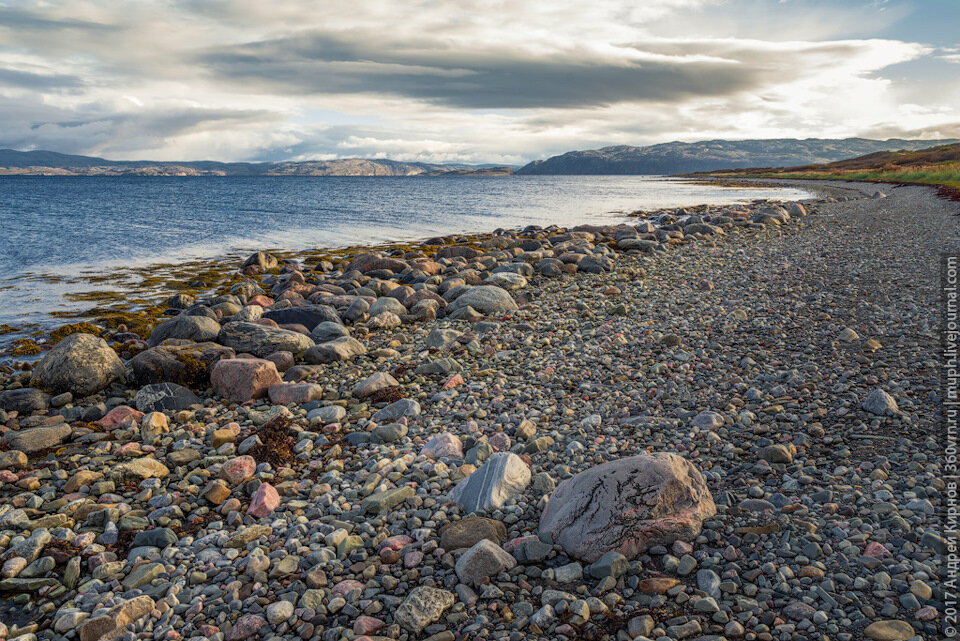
[{"xmin": 0, "ymin": 179, "xmax": 953, "ymax": 641}]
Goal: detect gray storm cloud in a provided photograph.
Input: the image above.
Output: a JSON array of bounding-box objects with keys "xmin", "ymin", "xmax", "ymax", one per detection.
[{"xmin": 0, "ymin": 0, "xmax": 955, "ymax": 162}]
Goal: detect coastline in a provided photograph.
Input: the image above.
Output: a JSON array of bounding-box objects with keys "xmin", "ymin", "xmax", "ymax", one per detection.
[
  {"xmin": 0, "ymin": 179, "xmax": 952, "ymax": 641},
  {"xmin": 0, "ymin": 177, "xmax": 814, "ymax": 359}
]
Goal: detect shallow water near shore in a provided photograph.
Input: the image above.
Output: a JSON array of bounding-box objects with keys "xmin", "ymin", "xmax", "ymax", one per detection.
[{"xmin": 0, "ymin": 175, "xmax": 810, "ymax": 341}]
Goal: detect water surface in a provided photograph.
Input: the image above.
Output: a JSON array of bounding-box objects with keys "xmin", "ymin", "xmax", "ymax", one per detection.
[{"xmin": 0, "ymin": 175, "xmax": 811, "ymax": 342}]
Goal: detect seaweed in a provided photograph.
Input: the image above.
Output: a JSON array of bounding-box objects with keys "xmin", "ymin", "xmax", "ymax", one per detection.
[
  {"xmin": 10, "ymin": 339, "xmax": 42, "ymax": 356},
  {"xmin": 249, "ymin": 415, "xmax": 301, "ymax": 470},
  {"xmin": 49, "ymin": 322, "xmax": 103, "ymax": 344}
]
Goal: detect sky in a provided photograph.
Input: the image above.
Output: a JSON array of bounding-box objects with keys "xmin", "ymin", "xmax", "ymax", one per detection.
[{"xmin": 0, "ymin": 0, "xmax": 958, "ymax": 164}]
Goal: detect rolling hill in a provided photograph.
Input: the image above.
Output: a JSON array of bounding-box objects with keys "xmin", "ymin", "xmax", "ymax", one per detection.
[{"xmin": 515, "ymin": 138, "xmax": 958, "ymax": 175}]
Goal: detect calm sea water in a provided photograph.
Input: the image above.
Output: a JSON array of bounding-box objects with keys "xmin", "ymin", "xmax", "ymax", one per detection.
[{"xmin": 0, "ymin": 175, "xmax": 810, "ymax": 341}]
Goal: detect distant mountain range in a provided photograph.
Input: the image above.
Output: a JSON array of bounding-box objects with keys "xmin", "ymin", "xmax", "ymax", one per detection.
[
  {"xmin": 0, "ymin": 149, "xmax": 511, "ymax": 177},
  {"xmin": 2, "ymin": 138, "xmax": 956, "ymax": 177},
  {"xmin": 515, "ymin": 138, "xmax": 959, "ymax": 175}
]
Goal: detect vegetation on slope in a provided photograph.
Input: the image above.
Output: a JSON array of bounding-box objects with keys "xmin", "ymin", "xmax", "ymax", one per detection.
[{"xmin": 707, "ymin": 143, "xmax": 960, "ymax": 199}]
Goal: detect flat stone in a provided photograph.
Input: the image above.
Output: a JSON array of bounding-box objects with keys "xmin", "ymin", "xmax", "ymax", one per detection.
[
  {"xmin": 5, "ymin": 423, "xmax": 71, "ymax": 453},
  {"xmin": 863, "ymin": 620, "xmax": 915, "ymax": 641},
  {"xmin": 363, "ymin": 486, "xmax": 415, "ymax": 513}
]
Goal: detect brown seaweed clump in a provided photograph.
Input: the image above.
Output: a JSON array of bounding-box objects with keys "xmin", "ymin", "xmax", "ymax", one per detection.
[
  {"xmin": 49, "ymin": 321, "xmax": 103, "ymax": 344},
  {"xmin": 249, "ymin": 415, "xmax": 300, "ymax": 470}
]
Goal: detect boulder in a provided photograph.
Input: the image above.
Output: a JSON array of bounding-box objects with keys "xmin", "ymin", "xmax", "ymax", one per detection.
[
  {"xmin": 211, "ymin": 358, "xmax": 283, "ymax": 403},
  {"xmin": 5, "ymin": 423, "xmax": 71, "ymax": 453},
  {"xmin": 310, "ymin": 321, "xmax": 349, "ymax": 343},
  {"xmin": 346, "ymin": 253, "xmax": 410, "ymax": 274},
  {"xmin": 135, "ymin": 382, "xmax": 201, "ymax": 412},
  {"xmin": 447, "ymin": 452, "xmax": 530, "ymax": 513},
  {"xmin": 242, "ymin": 251, "xmax": 278, "ymax": 270},
  {"xmin": 425, "ymin": 328, "xmax": 462, "ymax": 350},
  {"xmin": 248, "ymin": 482, "xmax": 280, "ymax": 518},
  {"xmin": 369, "ymin": 297, "xmax": 408, "ymax": 317},
  {"xmin": 147, "ymin": 315, "xmax": 221, "ymax": 347},
  {"xmin": 79, "ymin": 595, "xmax": 155, "ymax": 641},
  {"xmin": 262, "ymin": 305, "xmax": 340, "ymax": 331},
  {"xmin": 421, "ymin": 433, "xmax": 463, "ymax": 458},
  {"xmin": 31, "ymin": 333, "xmax": 125, "ymax": 396},
  {"xmin": 484, "ymin": 272, "xmax": 527, "ymax": 290},
  {"xmin": 539, "ymin": 452, "xmax": 716, "ymax": 562},
  {"xmin": 0, "ymin": 388, "xmax": 50, "ymax": 414},
  {"xmin": 129, "ymin": 342, "xmax": 235, "ymax": 386},
  {"xmin": 447, "ymin": 286, "xmax": 518, "ymax": 316},
  {"xmin": 218, "ymin": 322, "xmax": 314, "ymax": 357},
  {"xmin": 455, "ymin": 539, "xmax": 516, "ymax": 585},
  {"xmin": 304, "ymin": 337, "xmax": 367, "ymax": 364}
]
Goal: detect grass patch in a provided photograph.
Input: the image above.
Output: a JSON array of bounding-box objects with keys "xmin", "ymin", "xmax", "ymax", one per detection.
[{"xmin": 701, "ymin": 142, "xmax": 960, "ymax": 200}]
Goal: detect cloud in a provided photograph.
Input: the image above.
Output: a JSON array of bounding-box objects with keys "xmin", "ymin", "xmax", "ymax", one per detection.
[{"xmin": 0, "ymin": 0, "xmax": 955, "ymax": 161}]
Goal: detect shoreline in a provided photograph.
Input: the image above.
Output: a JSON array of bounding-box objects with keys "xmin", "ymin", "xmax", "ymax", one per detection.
[
  {"xmin": 0, "ymin": 178, "xmax": 952, "ymax": 640},
  {"xmin": 0, "ymin": 179, "xmax": 815, "ymax": 360}
]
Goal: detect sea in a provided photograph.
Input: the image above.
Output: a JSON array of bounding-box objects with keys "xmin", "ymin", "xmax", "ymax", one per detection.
[{"xmin": 0, "ymin": 175, "xmax": 811, "ymax": 348}]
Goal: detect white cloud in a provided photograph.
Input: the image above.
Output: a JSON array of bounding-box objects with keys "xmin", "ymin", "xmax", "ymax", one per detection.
[{"xmin": 0, "ymin": 0, "xmax": 955, "ymax": 162}]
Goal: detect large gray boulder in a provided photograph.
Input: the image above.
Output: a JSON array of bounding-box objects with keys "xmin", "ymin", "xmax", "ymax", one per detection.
[
  {"xmin": 447, "ymin": 452, "xmax": 530, "ymax": 513},
  {"xmin": 304, "ymin": 337, "xmax": 367, "ymax": 364},
  {"xmin": 368, "ymin": 297, "xmax": 408, "ymax": 317},
  {"xmin": 31, "ymin": 334, "xmax": 125, "ymax": 397},
  {"xmin": 539, "ymin": 452, "xmax": 716, "ymax": 562},
  {"xmin": 262, "ymin": 305, "xmax": 340, "ymax": 331},
  {"xmin": 147, "ymin": 315, "xmax": 221, "ymax": 347},
  {"xmin": 0, "ymin": 389, "xmax": 50, "ymax": 413},
  {"xmin": 5, "ymin": 424, "xmax": 71, "ymax": 453},
  {"xmin": 217, "ymin": 322, "xmax": 314, "ymax": 357},
  {"xmin": 447, "ymin": 286, "xmax": 518, "ymax": 316}
]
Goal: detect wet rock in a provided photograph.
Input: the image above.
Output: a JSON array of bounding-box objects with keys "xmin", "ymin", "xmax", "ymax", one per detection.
[
  {"xmin": 129, "ymin": 342, "xmax": 235, "ymax": 386},
  {"xmin": 863, "ymin": 620, "xmax": 915, "ymax": 641}
]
